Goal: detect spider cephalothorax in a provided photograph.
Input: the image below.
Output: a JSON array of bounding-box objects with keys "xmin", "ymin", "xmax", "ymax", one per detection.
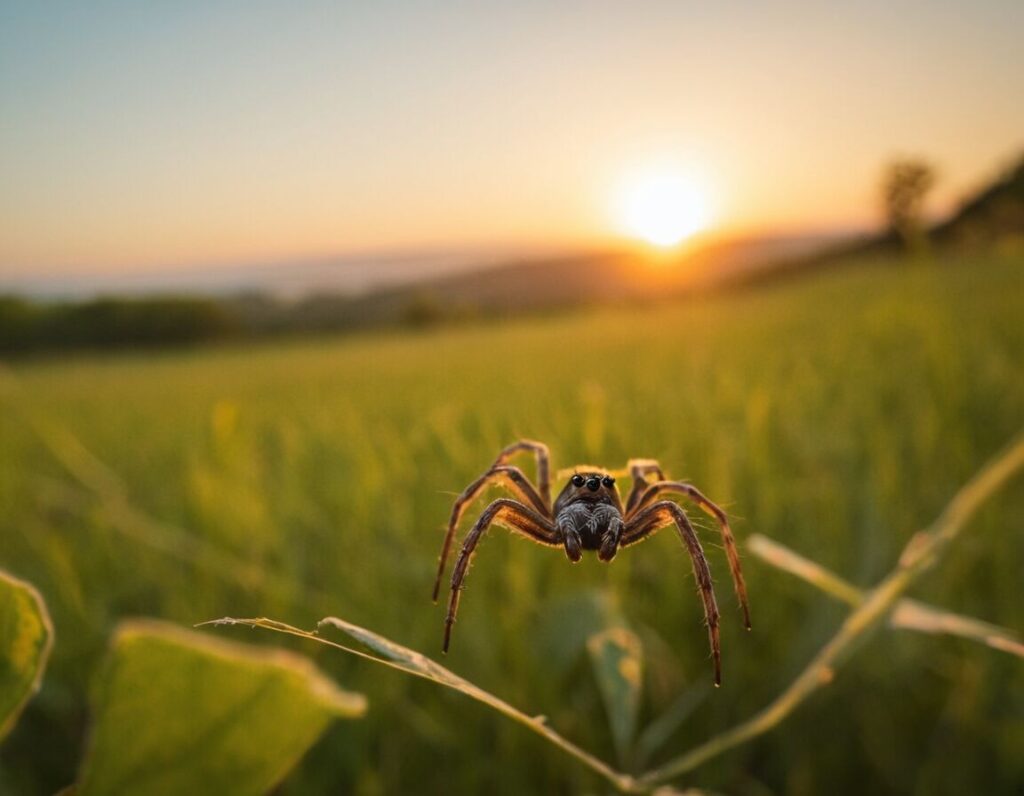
[
  {"xmin": 555, "ymin": 471, "xmax": 624, "ymax": 562},
  {"xmin": 432, "ymin": 440, "xmax": 751, "ymax": 685}
]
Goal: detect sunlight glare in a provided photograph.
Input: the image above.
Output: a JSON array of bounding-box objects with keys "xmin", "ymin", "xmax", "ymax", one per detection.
[{"xmin": 617, "ymin": 170, "xmax": 711, "ymax": 248}]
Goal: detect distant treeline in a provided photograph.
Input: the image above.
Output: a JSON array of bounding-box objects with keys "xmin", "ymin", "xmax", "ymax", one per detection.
[
  {"xmin": 0, "ymin": 289, "xmax": 474, "ymax": 356},
  {"xmin": 0, "ymin": 295, "xmax": 243, "ymax": 354}
]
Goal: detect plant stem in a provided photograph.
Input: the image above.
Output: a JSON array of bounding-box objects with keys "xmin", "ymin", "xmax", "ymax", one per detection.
[
  {"xmin": 639, "ymin": 430, "xmax": 1024, "ymax": 788},
  {"xmin": 748, "ymin": 534, "xmax": 1024, "ymax": 656}
]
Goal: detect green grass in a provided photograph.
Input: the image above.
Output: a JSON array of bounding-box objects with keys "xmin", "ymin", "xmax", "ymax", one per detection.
[{"xmin": 2, "ymin": 254, "xmax": 1023, "ymax": 794}]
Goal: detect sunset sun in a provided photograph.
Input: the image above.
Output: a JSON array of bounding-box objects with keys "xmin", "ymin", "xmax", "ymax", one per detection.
[{"xmin": 616, "ymin": 170, "xmax": 711, "ymax": 248}]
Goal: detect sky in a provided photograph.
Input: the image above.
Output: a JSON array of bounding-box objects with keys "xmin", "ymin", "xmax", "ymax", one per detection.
[{"xmin": 1, "ymin": 0, "xmax": 1022, "ymax": 280}]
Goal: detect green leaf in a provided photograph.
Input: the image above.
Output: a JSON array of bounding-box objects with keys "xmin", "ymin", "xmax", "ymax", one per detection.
[
  {"xmin": 77, "ymin": 619, "xmax": 366, "ymax": 796},
  {"xmin": 587, "ymin": 626, "xmax": 644, "ymax": 765},
  {"xmin": 0, "ymin": 569, "xmax": 53, "ymax": 741}
]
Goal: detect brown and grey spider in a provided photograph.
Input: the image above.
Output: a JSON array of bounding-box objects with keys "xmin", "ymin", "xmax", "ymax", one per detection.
[{"xmin": 432, "ymin": 440, "xmax": 751, "ymax": 685}]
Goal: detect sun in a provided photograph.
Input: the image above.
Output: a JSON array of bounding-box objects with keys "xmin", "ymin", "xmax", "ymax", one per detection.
[{"xmin": 616, "ymin": 170, "xmax": 711, "ymax": 248}]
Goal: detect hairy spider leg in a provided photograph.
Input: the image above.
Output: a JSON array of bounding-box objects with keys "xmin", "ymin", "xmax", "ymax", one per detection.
[
  {"xmin": 486, "ymin": 439, "xmax": 553, "ymax": 502},
  {"xmin": 621, "ymin": 500, "xmax": 722, "ymax": 685},
  {"xmin": 432, "ymin": 464, "xmax": 550, "ymax": 601},
  {"xmin": 624, "ymin": 458, "xmax": 667, "ymax": 514},
  {"xmin": 629, "ymin": 481, "xmax": 751, "ymax": 630},
  {"xmin": 443, "ymin": 499, "xmax": 559, "ymax": 652},
  {"xmin": 432, "ymin": 440, "xmax": 551, "ymax": 600}
]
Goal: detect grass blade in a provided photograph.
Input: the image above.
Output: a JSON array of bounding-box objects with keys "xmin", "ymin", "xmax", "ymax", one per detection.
[
  {"xmin": 632, "ymin": 685, "xmax": 711, "ymax": 770},
  {"xmin": 890, "ymin": 600, "xmax": 1024, "ymax": 658},
  {"xmin": 748, "ymin": 534, "xmax": 1024, "ymax": 657},
  {"xmin": 201, "ymin": 616, "xmax": 640, "ymax": 793},
  {"xmin": 638, "ymin": 429, "xmax": 1024, "ymax": 788}
]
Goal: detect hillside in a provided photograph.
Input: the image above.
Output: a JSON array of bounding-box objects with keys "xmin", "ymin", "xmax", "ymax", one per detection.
[
  {"xmin": 257, "ymin": 233, "xmax": 842, "ymax": 334},
  {"xmin": 932, "ymin": 155, "xmax": 1024, "ymax": 249}
]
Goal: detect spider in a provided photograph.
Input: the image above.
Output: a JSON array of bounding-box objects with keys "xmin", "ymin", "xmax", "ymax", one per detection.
[{"xmin": 432, "ymin": 440, "xmax": 751, "ymax": 685}]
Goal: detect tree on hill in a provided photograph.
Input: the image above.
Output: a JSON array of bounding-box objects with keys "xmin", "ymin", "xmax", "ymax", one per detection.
[{"xmin": 882, "ymin": 158, "xmax": 936, "ymax": 256}]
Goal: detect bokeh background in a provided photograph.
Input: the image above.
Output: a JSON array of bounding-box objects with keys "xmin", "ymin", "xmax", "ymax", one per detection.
[{"xmin": 2, "ymin": 2, "xmax": 1023, "ymax": 794}]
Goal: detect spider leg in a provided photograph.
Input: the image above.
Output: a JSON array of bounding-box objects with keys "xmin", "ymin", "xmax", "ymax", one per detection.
[
  {"xmin": 624, "ymin": 458, "xmax": 666, "ymax": 514},
  {"xmin": 490, "ymin": 439, "xmax": 553, "ymax": 504},
  {"xmin": 444, "ymin": 498, "xmax": 559, "ymax": 653},
  {"xmin": 432, "ymin": 464, "xmax": 550, "ymax": 601},
  {"xmin": 628, "ymin": 481, "xmax": 751, "ymax": 629},
  {"xmin": 622, "ymin": 500, "xmax": 722, "ymax": 685}
]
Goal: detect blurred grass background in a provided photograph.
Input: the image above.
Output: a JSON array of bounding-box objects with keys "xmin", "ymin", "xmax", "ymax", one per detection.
[{"xmin": 1, "ymin": 253, "xmax": 1023, "ymax": 794}]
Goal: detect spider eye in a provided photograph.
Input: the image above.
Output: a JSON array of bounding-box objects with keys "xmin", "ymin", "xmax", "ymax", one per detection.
[
  {"xmin": 602, "ymin": 475, "xmax": 615, "ymax": 488},
  {"xmin": 571, "ymin": 474, "xmax": 585, "ymax": 487}
]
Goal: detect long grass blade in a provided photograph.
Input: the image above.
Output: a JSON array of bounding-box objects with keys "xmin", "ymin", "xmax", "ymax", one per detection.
[
  {"xmin": 748, "ymin": 534, "xmax": 1024, "ymax": 657},
  {"xmin": 200, "ymin": 616, "xmax": 641, "ymax": 793}
]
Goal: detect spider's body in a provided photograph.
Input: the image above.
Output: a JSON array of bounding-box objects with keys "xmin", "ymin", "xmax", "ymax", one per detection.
[
  {"xmin": 553, "ymin": 472, "xmax": 624, "ymax": 561},
  {"xmin": 432, "ymin": 440, "xmax": 751, "ymax": 685}
]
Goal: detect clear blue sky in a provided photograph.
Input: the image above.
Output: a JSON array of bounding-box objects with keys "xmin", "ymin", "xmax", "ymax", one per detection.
[{"xmin": 2, "ymin": 0, "xmax": 1021, "ymax": 277}]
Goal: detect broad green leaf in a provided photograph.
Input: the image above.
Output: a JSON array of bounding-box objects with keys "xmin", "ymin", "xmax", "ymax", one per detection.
[
  {"xmin": 77, "ymin": 619, "xmax": 366, "ymax": 796},
  {"xmin": 0, "ymin": 569, "xmax": 53, "ymax": 741},
  {"xmin": 587, "ymin": 626, "xmax": 644, "ymax": 764}
]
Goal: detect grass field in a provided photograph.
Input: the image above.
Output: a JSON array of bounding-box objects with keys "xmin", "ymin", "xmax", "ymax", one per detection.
[{"xmin": 2, "ymin": 254, "xmax": 1023, "ymax": 794}]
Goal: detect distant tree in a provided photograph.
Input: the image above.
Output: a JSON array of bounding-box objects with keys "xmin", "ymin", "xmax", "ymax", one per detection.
[
  {"xmin": 882, "ymin": 158, "xmax": 936, "ymax": 256},
  {"xmin": 400, "ymin": 291, "xmax": 445, "ymax": 328},
  {"xmin": 0, "ymin": 296, "xmax": 41, "ymax": 352}
]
